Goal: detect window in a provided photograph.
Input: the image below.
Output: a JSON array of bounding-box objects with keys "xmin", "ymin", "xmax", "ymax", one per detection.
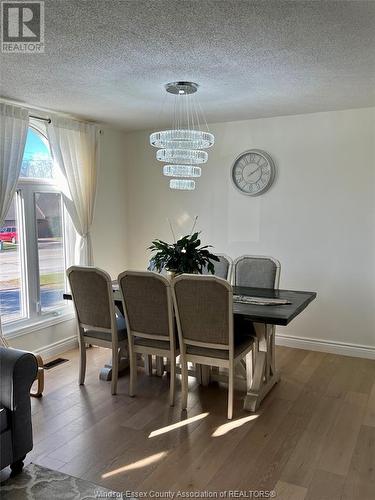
[
  {"xmin": 0, "ymin": 197, "xmax": 24, "ymax": 323},
  {"xmin": 35, "ymin": 192, "xmax": 66, "ymax": 311},
  {"xmin": 0, "ymin": 125, "xmax": 72, "ymax": 332}
]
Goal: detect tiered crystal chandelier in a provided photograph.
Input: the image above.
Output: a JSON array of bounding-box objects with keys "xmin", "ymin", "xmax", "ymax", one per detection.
[{"xmin": 150, "ymin": 81, "xmax": 214, "ymax": 190}]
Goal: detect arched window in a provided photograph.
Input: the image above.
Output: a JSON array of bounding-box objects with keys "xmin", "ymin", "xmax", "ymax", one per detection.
[
  {"xmin": 0, "ymin": 124, "xmax": 71, "ymax": 330},
  {"xmin": 20, "ymin": 126, "xmax": 56, "ymax": 179}
]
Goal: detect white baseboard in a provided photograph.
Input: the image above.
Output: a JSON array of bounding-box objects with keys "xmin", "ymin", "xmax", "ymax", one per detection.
[
  {"xmin": 276, "ymin": 333, "xmax": 375, "ymax": 360},
  {"xmin": 34, "ymin": 335, "xmax": 78, "ymax": 360},
  {"xmin": 31, "ymin": 332, "xmax": 375, "ymax": 361}
]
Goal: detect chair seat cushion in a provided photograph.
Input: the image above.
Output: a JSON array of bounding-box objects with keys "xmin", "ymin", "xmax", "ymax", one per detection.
[
  {"xmin": 0, "ymin": 406, "xmax": 9, "ymax": 433},
  {"xmin": 134, "ymin": 337, "xmax": 171, "ymax": 350},
  {"xmin": 84, "ymin": 315, "xmax": 127, "ymax": 342},
  {"xmin": 186, "ymin": 333, "xmax": 254, "ymax": 360}
]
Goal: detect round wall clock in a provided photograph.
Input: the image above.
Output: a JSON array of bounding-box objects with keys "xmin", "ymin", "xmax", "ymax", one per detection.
[{"xmin": 231, "ymin": 149, "xmax": 276, "ymax": 196}]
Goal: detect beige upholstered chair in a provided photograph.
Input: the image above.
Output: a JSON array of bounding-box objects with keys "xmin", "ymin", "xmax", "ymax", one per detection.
[
  {"xmin": 67, "ymin": 266, "xmax": 127, "ymax": 395},
  {"xmin": 232, "ymin": 255, "xmax": 281, "ymax": 387},
  {"xmin": 202, "ymin": 253, "xmax": 233, "ymax": 281},
  {"xmin": 172, "ymin": 274, "xmax": 254, "ymax": 419},
  {"xmin": 118, "ymin": 270, "xmax": 178, "ymax": 406},
  {"xmin": 232, "ymin": 255, "xmax": 280, "ymax": 288}
]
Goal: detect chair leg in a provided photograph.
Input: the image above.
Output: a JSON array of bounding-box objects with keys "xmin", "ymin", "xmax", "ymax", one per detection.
[
  {"xmin": 144, "ymin": 354, "xmax": 153, "ymax": 376},
  {"xmin": 78, "ymin": 334, "xmax": 86, "ymax": 386},
  {"xmin": 129, "ymin": 350, "xmax": 137, "ymax": 397},
  {"xmin": 201, "ymin": 365, "xmax": 211, "ymax": 386},
  {"xmin": 111, "ymin": 347, "xmax": 119, "ymax": 395},
  {"xmin": 156, "ymin": 356, "xmax": 164, "ymax": 376},
  {"xmin": 228, "ymin": 363, "xmax": 234, "ymax": 420},
  {"xmin": 169, "ymin": 356, "xmax": 176, "ymax": 407},
  {"xmin": 181, "ymin": 357, "xmax": 188, "ymax": 410}
]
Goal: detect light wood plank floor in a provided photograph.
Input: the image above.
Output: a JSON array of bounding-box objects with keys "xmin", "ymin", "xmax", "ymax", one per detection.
[{"xmin": 2, "ymin": 346, "xmax": 375, "ymax": 499}]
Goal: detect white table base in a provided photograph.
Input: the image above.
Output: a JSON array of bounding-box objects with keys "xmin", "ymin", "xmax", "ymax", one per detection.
[{"xmin": 98, "ymin": 321, "xmax": 279, "ymax": 412}]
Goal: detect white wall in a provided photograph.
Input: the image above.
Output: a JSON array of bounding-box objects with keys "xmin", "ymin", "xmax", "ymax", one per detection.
[
  {"xmin": 91, "ymin": 127, "xmax": 128, "ymax": 277},
  {"xmin": 123, "ymin": 107, "xmax": 375, "ymax": 350},
  {"xmin": 9, "ymin": 318, "xmax": 77, "ymax": 355}
]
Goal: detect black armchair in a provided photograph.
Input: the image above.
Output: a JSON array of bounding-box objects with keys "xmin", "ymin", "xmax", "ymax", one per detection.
[{"xmin": 0, "ymin": 347, "xmax": 38, "ymax": 474}]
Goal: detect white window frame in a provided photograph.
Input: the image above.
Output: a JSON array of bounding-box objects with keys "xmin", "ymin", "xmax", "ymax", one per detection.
[{"xmin": 2, "ymin": 123, "xmax": 74, "ymax": 338}]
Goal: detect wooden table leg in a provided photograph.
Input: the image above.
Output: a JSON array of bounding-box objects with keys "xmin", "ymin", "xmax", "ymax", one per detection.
[
  {"xmin": 144, "ymin": 354, "xmax": 153, "ymax": 375},
  {"xmin": 195, "ymin": 363, "xmax": 203, "ymax": 384},
  {"xmin": 243, "ymin": 322, "xmax": 280, "ymax": 412},
  {"xmin": 201, "ymin": 365, "xmax": 211, "ymax": 386},
  {"xmin": 99, "ymin": 347, "xmax": 129, "ymax": 381}
]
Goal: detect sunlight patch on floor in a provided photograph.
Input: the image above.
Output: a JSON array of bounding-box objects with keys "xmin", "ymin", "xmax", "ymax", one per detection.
[
  {"xmin": 212, "ymin": 414, "xmax": 259, "ymax": 437},
  {"xmin": 148, "ymin": 412, "xmax": 209, "ymax": 438},
  {"xmin": 102, "ymin": 451, "xmax": 168, "ymax": 478}
]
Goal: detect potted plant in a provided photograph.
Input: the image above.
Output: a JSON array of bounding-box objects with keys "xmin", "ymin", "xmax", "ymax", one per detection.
[{"xmin": 148, "ymin": 226, "xmax": 219, "ymax": 277}]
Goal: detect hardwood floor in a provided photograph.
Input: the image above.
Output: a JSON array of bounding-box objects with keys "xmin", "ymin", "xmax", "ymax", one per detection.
[{"xmin": 2, "ymin": 346, "xmax": 375, "ymax": 499}]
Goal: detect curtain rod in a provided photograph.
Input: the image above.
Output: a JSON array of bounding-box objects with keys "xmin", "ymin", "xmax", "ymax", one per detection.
[
  {"xmin": 29, "ymin": 115, "xmax": 103, "ymax": 135},
  {"xmin": 30, "ymin": 114, "xmax": 51, "ymax": 124},
  {"xmin": 29, "ymin": 113, "xmax": 103, "ymax": 133}
]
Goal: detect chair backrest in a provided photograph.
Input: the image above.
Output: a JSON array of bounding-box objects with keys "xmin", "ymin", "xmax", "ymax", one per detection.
[
  {"xmin": 202, "ymin": 253, "xmax": 233, "ymax": 281},
  {"xmin": 67, "ymin": 266, "xmax": 115, "ymax": 332},
  {"xmin": 232, "ymin": 255, "xmax": 280, "ymax": 289},
  {"xmin": 118, "ymin": 270, "xmax": 174, "ymax": 341},
  {"xmin": 172, "ymin": 275, "xmax": 233, "ymax": 350}
]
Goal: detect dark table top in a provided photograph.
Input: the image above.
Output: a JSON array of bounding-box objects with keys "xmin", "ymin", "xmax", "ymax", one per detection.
[
  {"xmin": 64, "ymin": 285, "xmax": 316, "ymax": 327},
  {"xmin": 232, "ymin": 286, "xmax": 316, "ymax": 325}
]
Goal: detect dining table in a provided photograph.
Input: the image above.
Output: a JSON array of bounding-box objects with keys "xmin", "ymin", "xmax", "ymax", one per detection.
[{"xmin": 63, "ymin": 284, "xmax": 316, "ymax": 412}]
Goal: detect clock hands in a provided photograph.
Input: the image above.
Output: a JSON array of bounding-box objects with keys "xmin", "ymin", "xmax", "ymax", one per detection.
[{"xmin": 246, "ymin": 165, "xmax": 261, "ymax": 181}]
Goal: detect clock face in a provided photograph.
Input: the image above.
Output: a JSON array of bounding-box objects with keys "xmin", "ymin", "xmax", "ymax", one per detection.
[{"xmin": 231, "ymin": 149, "xmax": 275, "ymax": 196}]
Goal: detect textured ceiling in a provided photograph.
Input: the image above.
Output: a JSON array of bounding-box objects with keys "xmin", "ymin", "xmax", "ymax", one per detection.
[{"xmin": 1, "ymin": 0, "xmax": 375, "ymax": 130}]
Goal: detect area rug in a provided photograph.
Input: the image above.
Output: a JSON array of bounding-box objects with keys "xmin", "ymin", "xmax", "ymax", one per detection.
[{"xmin": 0, "ymin": 463, "xmax": 121, "ymax": 499}]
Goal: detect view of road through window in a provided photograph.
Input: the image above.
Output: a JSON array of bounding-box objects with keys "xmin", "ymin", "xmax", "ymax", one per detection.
[
  {"xmin": 0, "ymin": 219, "xmax": 66, "ymax": 322},
  {"xmin": 0, "ymin": 198, "xmax": 24, "ymax": 322},
  {"xmin": 0, "ymin": 127, "xmax": 66, "ymax": 324}
]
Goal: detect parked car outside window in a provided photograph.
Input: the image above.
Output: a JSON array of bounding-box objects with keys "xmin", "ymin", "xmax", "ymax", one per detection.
[{"xmin": 0, "ymin": 227, "xmax": 18, "ymax": 244}]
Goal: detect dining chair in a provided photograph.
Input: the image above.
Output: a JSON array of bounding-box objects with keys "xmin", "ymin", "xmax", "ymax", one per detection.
[
  {"xmin": 232, "ymin": 255, "xmax": 281, "ymax": 386},
  {"xmin": 118, "ymin": 270, "xmax": 178, "ymax": 406},
  {"xmin": 202, "ymin": 253, "xmax": 232, "ymax": 281},
  {"xmin": 232, "ymin": 255, "xmax": 280, "ymax": 288},
  {"xmin": 145, "ymin": 262, "xmax": 169, "ymax": 376},
  {"xmin": 172, "ymin": 274, "xmax": 254, "ymax": 419},
  {"xmin": 67, "ymin": 266, "xmax": 128, "ymax": 395}
]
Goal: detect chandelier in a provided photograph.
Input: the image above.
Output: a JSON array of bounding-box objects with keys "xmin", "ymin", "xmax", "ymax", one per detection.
[{"xmin": 150, "ymin": 81, "xmax": 214, "ymax": 190}]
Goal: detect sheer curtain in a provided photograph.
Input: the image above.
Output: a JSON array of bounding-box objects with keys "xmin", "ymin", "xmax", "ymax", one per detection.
[
  {"xmin": 0, "ymin": 103, "xmax": 29, "ymax": 224},
  {"xmin": 47, "ymin": 116, "xmax": 99, "ymax": 265}
]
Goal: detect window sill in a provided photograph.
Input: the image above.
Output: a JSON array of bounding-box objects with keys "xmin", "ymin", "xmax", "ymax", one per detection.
[{"xmin": 3, "ymin": 309, "xmax": 75, "ymax": 340}]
